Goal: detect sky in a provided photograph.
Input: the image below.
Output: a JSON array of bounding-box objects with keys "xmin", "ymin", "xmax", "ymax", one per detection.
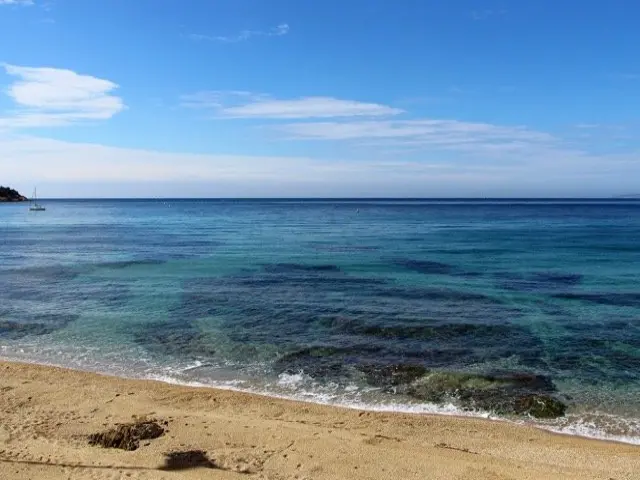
[{"xmin": 0, "ymin": 0, "xmax": 639, "ymax": 198}]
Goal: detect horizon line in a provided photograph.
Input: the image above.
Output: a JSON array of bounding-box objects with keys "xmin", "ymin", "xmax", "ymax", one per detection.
[{"xmin": 14, "ymin": 196, "xmax": 640, "ymax": 201}]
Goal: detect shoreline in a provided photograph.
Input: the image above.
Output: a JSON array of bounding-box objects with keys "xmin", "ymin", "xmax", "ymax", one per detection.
[
  {"xmin": 4, "ymin": 354, "xmax": 640, "ymax": 447},
  {"xmin": 1, "ymin": 360, "xmax": 638, "ymax": 479}
]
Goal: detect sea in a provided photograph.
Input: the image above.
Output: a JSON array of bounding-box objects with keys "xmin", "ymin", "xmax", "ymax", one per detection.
[{"xmin": 1, "ymin": 199, "xmax": 640, "ymax": 444}]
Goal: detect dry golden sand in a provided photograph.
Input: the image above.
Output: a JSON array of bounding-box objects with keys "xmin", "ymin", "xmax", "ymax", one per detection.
[{"xmin": 0, "ymin": 361, "xmax": 638, "ymax": 480}]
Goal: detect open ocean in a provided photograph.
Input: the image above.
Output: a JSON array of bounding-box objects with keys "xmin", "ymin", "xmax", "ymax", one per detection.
[{"xmin": 1, "ymin": 199, "xmax": 640, "ymax": 444}]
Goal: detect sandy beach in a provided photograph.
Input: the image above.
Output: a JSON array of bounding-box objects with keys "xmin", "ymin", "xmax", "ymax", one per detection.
[{"xmin": 0, "ymin": 361, "xmax": 637, "ymax": 479}]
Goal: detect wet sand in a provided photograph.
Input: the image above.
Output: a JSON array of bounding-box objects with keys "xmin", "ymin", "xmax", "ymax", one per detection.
[{"xmin": 0, "ymin": 361, "xmax": 638, "ymax": 479}]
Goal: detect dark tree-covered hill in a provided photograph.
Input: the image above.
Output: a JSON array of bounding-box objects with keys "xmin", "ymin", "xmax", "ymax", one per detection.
[{"xmin": 0, "ymin": 186, "xmax": 28, "ymax": 202}]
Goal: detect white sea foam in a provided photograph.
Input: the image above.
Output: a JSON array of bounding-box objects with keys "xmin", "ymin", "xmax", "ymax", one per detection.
[
  {"xmin": 277, "ymin": 371, "xmax": 311, "ymax": 388},
  {"xmin": 543, "ymin": 423, "xmax": 640, "ymax": 445},
  {"xmin": 143, "ymin": 369, "xmax": 492, "ymax": 419},
  {"xmin": 529, "ymin": 413, "xmax": 640, "ymax": 446},
  {"xmin": 182, "ymin": 360, "xmax": 205, "ymax": 371}
]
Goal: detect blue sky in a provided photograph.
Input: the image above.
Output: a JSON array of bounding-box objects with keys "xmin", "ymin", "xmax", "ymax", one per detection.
[{"xmin": 0, "ymin": 0, "xmax": 638, "ymax": 197}]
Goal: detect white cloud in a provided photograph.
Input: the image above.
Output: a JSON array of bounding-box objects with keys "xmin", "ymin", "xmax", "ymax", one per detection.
[
  {"xmin": 223, "ymin": 97, "xmax": 403, "ymax": 119},
  {"xmin": 0, "ymin": 134, "xmax": 312, "ymax": 182},
  {"xmin": 0, "ymin": 133, "xmax": 638, "ymax": 197},
  {"xmin": 276, "ymin": 119, "xmax": 556, "ymax": 154},
  {"xmin": 181, "ymin": 90, "xmax": 620, "ymax": 160},
  {"xmin": 189, "ymin": 23, "xmax": 289, "ymax": 43},
  {"xmin": 181, "ymin": 91, "xmax": 403, "ymax": 119},
  {"xmin": 181, "ymin": 90, "xmax": 552, "ymax": 154},
  {"xmin": 0, "ymin": 134, "xmax": 489, "ymax": 190},
  {"xmin": 180, "ymin": 90, "xmax": 266, "ymax": 109},
  {"xmin": 0, "ymin": 64, "xmax": 125, "ymax": 128},
  {"xmin": 0, "ymin": 0, "xmax": 33, "ymax": 5}
]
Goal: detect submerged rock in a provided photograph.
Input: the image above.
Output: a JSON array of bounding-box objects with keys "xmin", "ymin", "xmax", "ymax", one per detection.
[
  {"xmin": 513, "ymin": 394, "xmax": 567, "ymax": 418},
  {"xmin": 133, "ymin": 318, "xmax": 218, "ymax": 359},
  {"xmin": 401, "ymin": 370, "xmax": 566, "ymax": 419},
  {"xmin": 552, "ymin": 292, "xmax": 640, "ymax": 307},
  {"xmin": 263, "ymin": 263, "xmax": 341, "ymax": 273},
  {"xmin": 357, "ymin": 364, "xmax": 428, "ymax": 389},
  {"xmin": 497, "ymin": 271, "xmax": 583, "ymax": 293},
  {"xmin": 405, "ymin": 371, "xmax": 499, "ymax": 401},
  {"xmin": 272, "ymin": 352, "xmax": 567, "ymax": 419},
  {"xmin": 0, "ymin": 320, "xmax": 53, "ymax": 339},
  {"xmin": 100, "ymin": 259, "xmax": 166, "ymax": 269},
  {"xmin": 0, "ymin": 314, "xmax": 79, "ymax": 340},
  {"xmin": 273, "ymin": 346, "xmax": 356, "ymax": 379},
  {"xmin": 531, "ymin": 272, "xmax": 583, "ymax": 286},
  {"xmin": 392, "ymin": 259, "xmax": 455, "ymax": 275},
  {"xmin": 392, "ymin": 258, "xmax": 480, "ymax": 278},
  {"xmin": 487, "ymin": 372, "xmax": 556, "ymax": 392}
]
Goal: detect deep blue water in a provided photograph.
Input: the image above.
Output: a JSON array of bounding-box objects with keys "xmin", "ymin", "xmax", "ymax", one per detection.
[{"xmin": 2, "ymin": 199, "xmax": 640, "ymax": 442}]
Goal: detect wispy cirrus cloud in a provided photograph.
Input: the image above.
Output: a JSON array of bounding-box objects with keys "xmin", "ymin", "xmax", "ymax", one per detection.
[
  {"xmin": 0, "ymin": 63, "xmax": 125, "ymax": 128},
  {"xmin": 189, "ymin": 23, "xmax": 289, "ymax": 43},
  {"xmin": 181, "ymin": 90, "xmax": 565, "ymax": 156},
  {"xmin": 180, "ymin": 90, "xmax": 267, "ymax": 109},
  {"xmin": 276, "ymin": 119, "xmax": 556, "ymax": 155},
  {"xmin": 179, "ymin": 87, "xmax": 637, "ymax": 182},
  {"xmin": 470, "ymin": 9, "xmax": 506, "ymax": 20},
  {"xmin": 181, "ymin": 91, "xmax": 403, "ymax": 119},
  {"xmin": 569, "ymin": 123, "xmax": 637, "ymax": 145},
  {"xmin": 0, "ymin": 0, "xmax": 34, "ymax": 5}
]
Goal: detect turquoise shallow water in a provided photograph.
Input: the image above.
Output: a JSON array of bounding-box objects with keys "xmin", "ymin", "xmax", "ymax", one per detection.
[{"xmin": 1, "ymin": 199, "xmax": 640, "ymax": 443}]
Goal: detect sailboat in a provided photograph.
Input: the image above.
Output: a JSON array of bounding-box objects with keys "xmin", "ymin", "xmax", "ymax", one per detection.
[{"xmin": 29, "ymin": 188, "xmax": 46, "ymax": 211}]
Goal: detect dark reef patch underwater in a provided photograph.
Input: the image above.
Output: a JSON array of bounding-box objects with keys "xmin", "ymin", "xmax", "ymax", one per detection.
[{"xmin": 2, "ymin": 199, "xmax": 640, "ymax": 441}]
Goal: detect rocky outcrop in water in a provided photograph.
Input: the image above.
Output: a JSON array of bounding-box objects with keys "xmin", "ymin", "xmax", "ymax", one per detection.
[
  {"xmin": 358, "ymin": 365, "xmax": 567, "ymax": 419},
  {"xmin": 357, "ymin": 363, "xmax": 429, "ymax": 388},
  {"xmin": 272, "ymin": 349, "xmax": 568, "ymax": 419},
  {"xmin": 404, "ymin": 371, "xmax": 566, "ymax": 418},
  {"xmin": 0, "ymin": 186, "xmax": 27, "ymax": 202}
]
